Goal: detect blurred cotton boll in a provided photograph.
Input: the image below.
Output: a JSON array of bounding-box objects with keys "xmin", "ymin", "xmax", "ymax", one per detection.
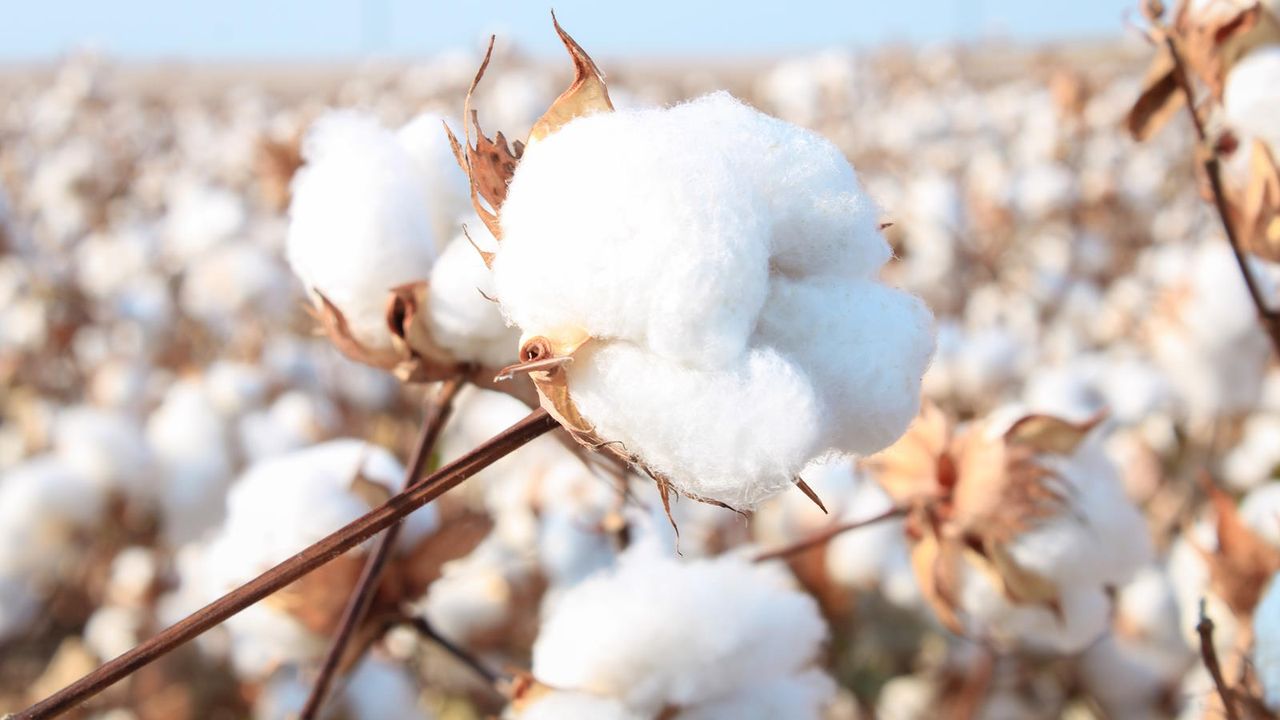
[
  {"xmin": 495, "ymin": 91, "xmax": 934, "ymax": 509},
  {"xmin": 287, "ymin": 110, "xmax": 438, "ymax": 352},
  {"xmin": 514, "ymin": 547, "xmax": 834, "ymax": 719}
]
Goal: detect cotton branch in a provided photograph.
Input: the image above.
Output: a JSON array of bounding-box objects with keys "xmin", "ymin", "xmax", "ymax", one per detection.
[
  {"xmin": 406, "ymin": 615, "xmax": 508, "ymax": 689},
  {"xmin": 300, "ymin": 375, "xmax": 466, "ymax": 719},
  {"xmin": 1196, "ymin": 598, "xmax": 1241, "ymax": 720},
  {"xmin": 12, "ymin": 408, "xmax": 559, "ymax": 720},
  {"xmin": 1154, "ymin": 18, "xmax": 1280, "ymax": 356},
  {"xmin": 753, "ymin": 505, "xmax": 907, "ymax": 563}
]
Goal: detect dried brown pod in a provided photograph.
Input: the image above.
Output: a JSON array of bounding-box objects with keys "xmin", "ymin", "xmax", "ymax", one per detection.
[{"xmin": 866, "ymin": 405, "xmax": 1104, "ymax": 633}]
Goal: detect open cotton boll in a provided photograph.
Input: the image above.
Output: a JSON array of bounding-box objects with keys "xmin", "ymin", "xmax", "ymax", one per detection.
[
  {"xmin": 1223, "ymin": 414, "xmax": 1280, "ymax": 491},
  {"xmin": 287, "ymin": 110, "xmax": 436, "ymax": 351},
  {"xmin": 427, "ymin": 229, "xmax": 519, "ymax": 369},
  {"xmin": 1225, "ymin": 45, "xmax": 1280, "ymax": 154},
  {"xmin": 514, "ymin": 692, "xmax": 644, "ymax": 720},
  {"xmin": 0, "ymin": 455, "xmax": 104, "ymax": 576},
  {"xmin": 527, "ymin": 549, "xmax": 833, "ymax": 718},
  {"xmin": 0, "ymin": 574, "xmax": 40, "ymax": 643},
  {"xmin": 53, "ymin": 406, "xmax": 154, "ymax": 499},
  {"xmin": 147, "ymin": 380, "xmax": 234, "ymax": 543},
  {"xmin": 163, "ymin": 178, "xmax": 247, "ymax": 266},
  {"xmin": 397, "ymin": 112, "xmax": 471, "ymax": 244},
  {"xmin": 83, "ymin": 605, "xmax": 144, "ymax": 661}
]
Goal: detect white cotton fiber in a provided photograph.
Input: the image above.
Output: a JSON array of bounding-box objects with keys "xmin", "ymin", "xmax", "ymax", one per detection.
[
  {"xmin": 53, "ymin": 406, "xmax": 154, "ymax": 499},
  {"xmin": 515, "ymin": 692, "xmax": 643, "ymax": 720},
  {"xmin": 287, "ymin": 110, "xmax": 437, "ymax": 351},
  {"xmin": 427, "ymin": 228, "xmax": 519, "ymax": 368},
  {"xmin": 528, "ymin": 548, "xmax": 833, "ymax": 718},
  {"xmin": 397, "ymin": 112, "xmax": 471, "ymax": 244},
  {"xmin": 493, "ymin": 92, "xmax": 932, "ymax": 508},
  {"xmin": 1225, "ymin": 46, "xmax": 1280, "ymax": 155}
]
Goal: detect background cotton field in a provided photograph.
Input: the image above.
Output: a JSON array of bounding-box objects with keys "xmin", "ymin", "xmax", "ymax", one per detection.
[{"xmin": 4, "ymin": 0, "xmax": 1280, "ymax": 718}]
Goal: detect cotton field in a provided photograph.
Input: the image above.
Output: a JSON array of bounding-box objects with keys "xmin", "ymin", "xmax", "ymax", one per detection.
[{"xmin": 3, "ymin": 4, "xmax": 1280, "ymax": 719}]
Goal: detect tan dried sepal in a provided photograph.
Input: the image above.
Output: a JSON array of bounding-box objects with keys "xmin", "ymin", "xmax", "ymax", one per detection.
[
  {"xmin": 909, "ymin": 521, "xmax": 965, "ymax": 635},
  {"xmin": 1240, "ymin": 139, "xmax": 1280, "ymax": 261},
  {"xmin": 1127, "ymin": 42, "xmax": 1186, "ymax": 142},
  {"xmin": 865, "ymin": 402, "xmax": 951, "ymax": 504},
  {"xmin": 385, "ymin": 281, "xmax": 466, "ymax": 383},
  {"xmin": 1003, "ymin": 411, "xmax": 1105, "ymax": 456},
  {"xmin": 1176, "ymin": 1, "xmax": 1280, "ymax": 98},
  {"xmin": 1199, "ymin": 474, "xmax": 1280, "ymax": 619},
  {"xmin": 526, "ymin": 12, "xmax": 615, "ymax": 145},
  {"xmin": 312, "ymin": 290, "xmax": 402, "ymax": 370}
]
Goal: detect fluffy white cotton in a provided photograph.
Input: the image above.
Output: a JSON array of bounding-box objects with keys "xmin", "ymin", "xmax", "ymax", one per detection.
[
  {"xmin": 528, "ymin": 548, "xmax": 833, "ymax": 718},
  {"xmin": 427, "ymin": 229, "xmax": 519, "ymax": 368},
  {"xmin": 397, "ymin": 112, "xmax": 471, "ymax": 243},
  {"xmin": 1255, "ymin": 572, "xmax": 1280, "ymax": 710},
  {"xmin": 824, "ymin": 475, "xmax": 910, "ymax": 590},
  {"xmin": 287, "ymin": 110, "xmax": 437, "ymax": 351},
  {"xmin": 1224, "ymin": 413, "xmax": 1280, "ymax": 490},
  {"xmin": 515, "ymin": 692, "xmax": 643, "ymax": 720},
  {"xmin": 1225, "ymin": 46, "xmax": 1280, "ymax": 155},
  {"xmin": 198, "ymin": 440, "xmax": 435, "ymax": 676},
  {"xmin": 492, "ymin": 93, "xmax": 932, "ymax": 507},
  {"xmin": 146, "ymin": 380, "xmax": 234, "ymax": 543},
  {"xmin": 53, "ymin": 406, "xmax": 153, "ymax": 499}
]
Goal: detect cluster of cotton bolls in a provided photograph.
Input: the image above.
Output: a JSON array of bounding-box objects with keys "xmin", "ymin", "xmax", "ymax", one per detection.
[{"xmin": 4, "ymin": 24, "xmax": 1280, "ymax": 719}]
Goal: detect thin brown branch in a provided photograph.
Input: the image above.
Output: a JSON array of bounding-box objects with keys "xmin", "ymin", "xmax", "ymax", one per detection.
[
  {"xmin": 1159, "ymin": 28, "xmax": 1280, "ymax": 356},
  {"xmin": 13, "ymin": 408, "xmax": 558, "ymax": 720},
  {"xmin": 1197, "ymin": 598, "xmax": 1241, "ymax": 720},
  {"xmin": 406, "ymin": 615, "xmax": 507, "ymax": 689},
  {"xmin": 300, "ymin": 376, "xmax": 466, "ymax": 719},
  {"xmin": 752, "ymin": 505, "xmax": 907, "ymax": 563}
]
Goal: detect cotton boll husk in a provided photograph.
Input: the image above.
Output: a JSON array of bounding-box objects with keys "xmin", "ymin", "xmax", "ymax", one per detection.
[
  {"xmin": 1254, "ymin": 572, "xmax": 1280, "ymax": 710},
  {"xmin": 753, "ymin": 276, "xmax": 935, "ymax": 455},
  {"xmin": 1005, "ymin": 433, "xmax": 1152, "ymax": 589},
  {"xmin": 530, "ymin": 548, "xmax": 830, "ymax": 716},
  {"xmin": 514, "ymin": 692, "xmax": 644, "ymax": 720},
  {"xmin": 565, "ymin": 341, "xmax": 820, "ymax": 509},
  {"xmin": 427, "ymin": 230, "xmax": 519, "ymax": 369},
  {"xmin": 53, "ymin": 406, "xmax": 154, "ymax": 499},
  {"xmin": 287, "ymin": 110, "xmax": 437, "ymax": 351},
  {"xmin": 397, "ymin": 112, "xmax": 470, "ymax": 244},
  {"xmin": 1225, "ymin": 45, "xmax": 1280, "ymax": 154}
]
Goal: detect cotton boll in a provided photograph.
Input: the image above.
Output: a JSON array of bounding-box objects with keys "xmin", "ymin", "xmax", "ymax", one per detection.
[
  {"xmin": 203, "ymin": 361, "xmax": 270, "ymax": 417},
  {"xmin": 0, "ymin": 573, "xmax": 40, "ymax": 643},
  {"xmin": 1223, "ymin": 414, "xmax": 1280, "ymax": 491},
  {"xmin": 674, "ymin": 671, "xmax": 835, "ymax": 720},
  {"xmin": 236, "ymin": 390, "xmax": 339, "ymax": 462},
  {"xmin": 565, "ymin": 341, "xmax": 820, "ymax": 509},
  {"xmin": 147, "ymin": 380, "xmax": 234, "ymax": 543},
  {"xmin": 1255, "ymin": 572, "xmax": 1280, "ymax": 710},
  {"xmin": 53, "ymin": 406, "xmax": 154, "ymax": 499},
  {"xmin": 529, "ymin": 549, "xmax": 831, "ymax": 717},
  {"xmin": 83, "ymin": 605, "xmax": 144, "ymax": 661},
  {"xmin": 753, "ymin": 276, "xmax": 935, "ymax": 455},
  {"xmin": 0, "ymin": 456, "xmax": 103, "ymax": 576},
  {"xmin": 164, "ymin": 179, "xmax": 247, "ymax": 266},
  {"xmin": 419, "ymin": 542, "xmax": 519, "ymax": 645},
  {"xmin": 1225, "ymin": 45, "xmax": 1280, "ymax": 155},
  {"xmin": 179, "ymin": 239, "xmax": 293, "ymax": 329},
  {"xmin": 287, "ymin": 110, "xmax": 437, "ymax": 351},
  {"xmin": 427, "ymin": 230, "xmax": 519, "ymax": 369},
  {"xmin": 106, "ymin": 546, "xmax": 157, "ymax": 607},
  {"xmin": 397, "ymin": 112, "xmax": 471, "ymax": 243},
  {"xmin": 957, "ymin": 569, "xmax": 1111, "ymax": 653}
]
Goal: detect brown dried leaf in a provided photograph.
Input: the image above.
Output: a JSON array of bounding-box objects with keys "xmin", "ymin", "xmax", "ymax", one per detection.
[
  {"xmin": 1177, "ymin": 2, "xmax": 1269, "ymax": 98},
  {"xmin": 1003, "ymin": 411, "xmax": 1104, "ymax": 455},
  {"xmin": 866, "ymin": 403, "xmax": 950, "ymax": 503},
  {"xmin": 1241, "ymin": 140, "xmax": 1280, "ymax": 260},
  {"xmin": 1127, "ymin": 45, "xmax": 1184, "ymax": 142},
  {"xmin": 1202, "ymin": 475, "xmax": 1280, "ymax": 618},
  {"xmin": 527, "ymin": 13, "xmax": 615, "ymax": 144},
  {"xmin": 910, "ymin": 526, "xmax": 965, "ymax": 635},
  {"xmin": 312, "ymin": 290, "xmax": 400, "ymax": 370}
]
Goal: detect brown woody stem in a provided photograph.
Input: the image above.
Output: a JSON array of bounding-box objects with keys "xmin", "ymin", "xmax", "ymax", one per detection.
[
  {"xmin": 1161, "ymin": 31, "xmax": 1280, "ymax": 356},
  {"xmin": 1196, "ymin": 599, "xmax": 1240, "ymax": 720},
  {"xmin": 299, "ymin": 376, "xmax": 466, "ymax": 719},
  {"xmin": 407, "ymin": 615, "xmax": 507, "ymax": 688},
  {"xmin": 752, "ymin": 505, "xmax": 907, "ymax": 563},
  {"xmin": 12, "ymin": 408, "xmax": 558, "ymax": 720}
]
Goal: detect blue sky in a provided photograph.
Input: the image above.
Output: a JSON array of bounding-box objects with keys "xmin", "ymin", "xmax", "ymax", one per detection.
[{"xmin": 0, "ymin": 0, "xmax": 1130, "ymax": 60}]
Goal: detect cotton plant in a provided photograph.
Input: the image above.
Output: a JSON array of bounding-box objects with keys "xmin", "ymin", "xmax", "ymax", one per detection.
[
  {"xmin": 505, "ymin": 547, "xmax": 836, "ymax": 720},
  {"xmin": 285, "ymin": 108, "xmax": 518, "ymax": 383},
  {"xmin": 447, "ymin": 20, "xmax": 935, "ymax": 513},
  {"xmin": 865, "ymin": 403, "xmax": 1150, "ymax": 652}
]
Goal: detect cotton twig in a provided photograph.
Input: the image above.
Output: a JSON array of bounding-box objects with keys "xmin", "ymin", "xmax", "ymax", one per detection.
[
  {"xmin": 1196, "ymin": 598, "xmax": 1241, "ymax": 720},
  {"xmin": 1157, "ymin": 23, "xmax": 1280, "ymax": 356},
  {"xmin": 12, "ymin": 408, "xmax": 559, "ymax": 720},
  {"xmin": 299, "ymin": 375, "xmax": 466, "ymax": 720},
  {"xmin": 752, "ymin": 505, "xmax": 907, "ymax": 563},
  {"xmin": 406, "ymin": 615, "xmax": 508, "ymax": 689}
]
